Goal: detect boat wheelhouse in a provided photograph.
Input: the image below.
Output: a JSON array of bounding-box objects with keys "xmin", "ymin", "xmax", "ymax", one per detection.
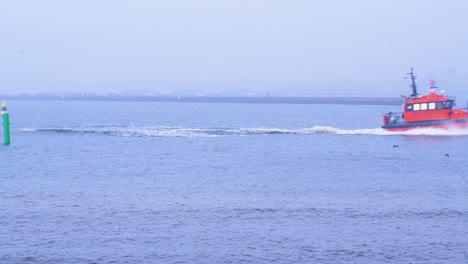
[{"xmin": 382, "ymin": 69, "xmax": 468, "ymax": 131}]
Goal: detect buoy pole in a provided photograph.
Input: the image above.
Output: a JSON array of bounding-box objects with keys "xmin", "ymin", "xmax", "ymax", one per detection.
[{"xmin": 2, "ymin": 102, "xmax": 10, "ymax": 145}]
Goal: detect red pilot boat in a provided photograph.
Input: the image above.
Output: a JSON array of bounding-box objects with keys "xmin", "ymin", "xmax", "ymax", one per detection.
[{"xmin": 382, "ymin": 68, "xmax": 468, "ymax": 131}]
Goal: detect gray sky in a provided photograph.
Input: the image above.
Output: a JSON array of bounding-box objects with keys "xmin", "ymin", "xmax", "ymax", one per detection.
[{"xmin": 1, "ymin": 0, "xmax": 468, "ymax": 95}]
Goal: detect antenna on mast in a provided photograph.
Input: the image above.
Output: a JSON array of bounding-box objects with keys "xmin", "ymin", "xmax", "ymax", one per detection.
[{"xmin": 408, "ymin": 68, "xmax": 419, "ymax": 98}]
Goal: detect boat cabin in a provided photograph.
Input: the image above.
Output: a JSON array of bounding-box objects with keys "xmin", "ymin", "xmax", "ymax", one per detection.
[{"xmin": 403, "ymin": 88, "xmax": 454, "ymax": 123}]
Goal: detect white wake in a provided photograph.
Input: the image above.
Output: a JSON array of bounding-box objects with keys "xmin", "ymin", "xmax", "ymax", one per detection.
[{"xmin": 17, "ymin": 125, "xmax": 468, "ymax": 137}]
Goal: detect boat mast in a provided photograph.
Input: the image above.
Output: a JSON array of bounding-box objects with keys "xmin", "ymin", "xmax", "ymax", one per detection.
[{"xmin": 408, "ymin": 68, "xmax": 419, "ymax": 98}]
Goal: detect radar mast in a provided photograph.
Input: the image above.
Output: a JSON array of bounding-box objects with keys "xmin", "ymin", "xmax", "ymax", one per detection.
[{"xmin": 408, "ymin": 68, "xmax": 419, "ymax": 98}]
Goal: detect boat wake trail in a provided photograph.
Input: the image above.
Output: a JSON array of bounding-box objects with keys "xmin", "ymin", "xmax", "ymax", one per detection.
[{"xmin": 18, "ymin": 125, "xmax": 468, "ymax": 137}]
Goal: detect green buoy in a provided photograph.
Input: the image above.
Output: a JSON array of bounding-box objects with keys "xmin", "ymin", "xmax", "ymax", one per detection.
[{"xmin": 2, "ymin": 102, "xmax": 10, "ymax": 145}]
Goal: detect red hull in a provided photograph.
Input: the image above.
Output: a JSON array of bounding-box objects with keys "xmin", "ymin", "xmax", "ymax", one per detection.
[{"xmin": 385, "ymin": 119, "xmax": 468, "ymax": 132}]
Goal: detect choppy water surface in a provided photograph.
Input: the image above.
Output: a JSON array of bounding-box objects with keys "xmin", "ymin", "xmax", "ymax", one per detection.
[{"xmin": 1, "ymin": 101, "xmax": 468, "ymax": 263}]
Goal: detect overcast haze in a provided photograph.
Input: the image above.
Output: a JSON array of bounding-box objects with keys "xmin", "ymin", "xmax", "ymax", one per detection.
[{"xmin": 1, "ymin": 0, "xmax": 468, "ymax": 96}]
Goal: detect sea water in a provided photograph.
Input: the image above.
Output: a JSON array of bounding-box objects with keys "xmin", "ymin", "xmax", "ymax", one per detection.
[{"xmin": 1, "ymin": 100, "xmax": 468, "ymax": 263}]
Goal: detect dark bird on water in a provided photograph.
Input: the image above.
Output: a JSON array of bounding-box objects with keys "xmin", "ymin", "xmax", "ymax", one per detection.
[
  {"xmin": 445, "ymin": 153, "xmax": 450, "ymax": 157},
  {"xmin": 393, "ymin": 145, "xmax": 398, "ymax": 148}
]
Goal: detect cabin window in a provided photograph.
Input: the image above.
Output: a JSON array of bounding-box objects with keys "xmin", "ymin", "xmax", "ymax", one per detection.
[
  {"xmin": 406, "ymin": 104, "xmax": 413, "ymax": 111},
  {"xmin": 436, "ymin": 101, "xmax": 453, "ymax": 109},
  {"xmin": 428, "ymin": 102, "xmax": 436, "ymax": 110},
  {"xmin": 445, "ymin": 101, "xmax": 454, "ymax": 108},
  {"xmin": 420, "ymin": 103, "xmax": 428, "ymax": 110},
  {"xmin": 413, "ymin": 104, "xmax": 420, "ymax": 111}
]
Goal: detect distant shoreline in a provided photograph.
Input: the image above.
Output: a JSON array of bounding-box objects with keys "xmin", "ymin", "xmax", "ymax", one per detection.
[{"xmin": 1, "ymin": 95, "xmax": 403, "ymax": 105}]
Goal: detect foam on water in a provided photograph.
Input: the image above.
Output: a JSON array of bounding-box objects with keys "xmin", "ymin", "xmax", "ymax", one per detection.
[
  {"xmin": 17, "ymin": 125, "xmax": 468, "ymax": 137},
  {"xmin": 301, "ymin": 126, "xmax": 468, "ymax": 136}
]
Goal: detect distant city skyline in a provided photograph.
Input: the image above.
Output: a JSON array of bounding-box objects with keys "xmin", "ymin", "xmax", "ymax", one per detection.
[
  {"xmin": 1, "ymin": 1, "xmax": 468, "ymax": 97},
  {"xmin": 1, "ymin": 67, "xmax": 465, "ymax": 98}
]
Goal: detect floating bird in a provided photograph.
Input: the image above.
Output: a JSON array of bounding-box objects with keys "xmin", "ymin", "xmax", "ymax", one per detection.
[
  {"xmin": 445, "ymin": 153, "xmax": 450, "ymax": 157},
  {"xmin": 393, "ymin": 145, "xmax": 399, "ymax": 148}
]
